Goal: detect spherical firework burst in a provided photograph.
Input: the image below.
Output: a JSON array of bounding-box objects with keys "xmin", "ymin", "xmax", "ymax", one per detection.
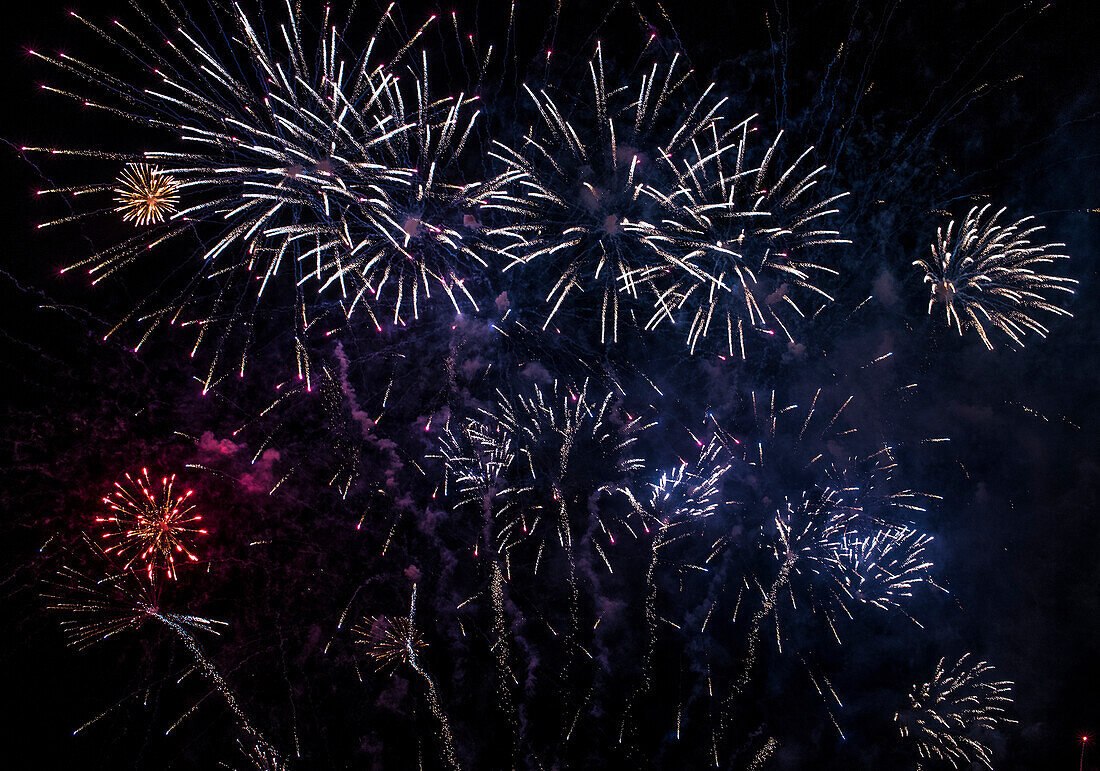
[
  {"xmin": 896, "ymin": 654, "xmax": 1016, "ymax": 768},
  {"xmin": 96, "ymin": 468, "xmax": 206, "ymax": 580},
  {"xmin": 484, "ymin": 45, "xmax": 725, "ymax": 342},
  {"xmin": 914, "ymin": 204, "xmax": 1076, "ymax": 349},
  {"xmin": 113, "ymin": 163, "xmax": 180, "ymax": 225},
  {"xmin": 645, "ymin": 118, "xmax": 850, "ymax": 357},
  {"xmin": 31, "ymin": 2, "xmax": 464, "ymax": 377}
]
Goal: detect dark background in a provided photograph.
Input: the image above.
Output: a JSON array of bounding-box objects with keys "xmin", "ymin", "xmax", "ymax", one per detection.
[{"xmin": 1, "ymin": 0, "xmax": 1097, "ymax": 768}]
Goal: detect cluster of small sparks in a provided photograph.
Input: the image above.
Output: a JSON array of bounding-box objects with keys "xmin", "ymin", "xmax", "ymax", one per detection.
[
  {"xmin": 896, "ymin": 655, "xmax": 1016, "ymax": 768},
  {"xmin": 915, "ymin": 205, "xmax": 1077, "ymax": 349},
  {"xmin": 95, "ymin": 468, "xmax": 206, "ymax": 581}
]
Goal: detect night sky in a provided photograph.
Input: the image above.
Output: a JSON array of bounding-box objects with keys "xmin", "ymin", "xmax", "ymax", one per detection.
[{"xmin": 1, "ymin": 0, "xmax": 1097, "ymax": 769}]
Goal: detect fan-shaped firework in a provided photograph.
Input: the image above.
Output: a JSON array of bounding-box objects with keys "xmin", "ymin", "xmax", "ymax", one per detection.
[
  {"xmin": 646, "ymin": 118, "xmax": 850, "ymax": 357},
  {"xmin": 722, "ymin": 489, "xmax": 853, "ymax": 720},
  {"xmin": 836, "ymin": 526, "xmax": 937, "ymax": 617},
  {"xmin": 896, "ymin": 654, "xmax": 1016, "ymax": 768},
  {"xmin": 45, "ymin": 548, "xmax": 282, "ymax": 767},
  {"xmin": 481, "ymin": 380, "xmax": 649, "ymax": 566},
  {"xmin": 95, "ymin": 468, "xmax": 206, "ymax": 580},
  {"xmin": 113, "ymin": 163, "xmax": 180, "ymax": 225},
  {"xmin": 44, "ymin": 551, "xmax": 221, "ymax": 650},
  {"xmin": 772, "ymin": 489, "xmax": 852, "ymax": 573},
  {"xmin": 485, "ymin": 45, "xmax": 725, "ymax": 342},
  {"xmin": 914, "ymin": 204, "xmax": 1076, "ymax": 349},
  {"xmin": 355, "ymin": 612, "xmax": 427, "ymax": 673},
  {"xmin": 437, "ymin": 415, "xmax": 513, "ymax": 514},
  {"xmin": 637, "ymin": 435, "xmax": 731, "ymax": 528},
  {"xmin": 625, "ymin": 436, "xmax": 731, "ymax": 695},
  {"xmin": 30, "ymin": 2, "xmax": 465, "ymax": 378}
]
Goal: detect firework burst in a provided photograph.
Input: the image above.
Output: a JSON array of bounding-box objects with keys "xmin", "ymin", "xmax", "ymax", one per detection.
[
  {"xmin": 96, "ymin": 468, "xmax": 206, "ymax": 581},
  {"xmin": 485, "ymin": 45, "xmax": 726, "ymax": 342},
  {"xmin": 646, "ymin": 118, "xmax": 850, "ymax": 357},
  {"xmin": 636, "ymin": 435, "xmax": 732, "ymax": 529},
  {"xmin": 31, "ymin": 2, "xmax": 453, "ymax": 380},
  {"xmin": 113, "ymin": 163, "xmax": 180, "ymax": 225},
  {"xmin": 836, "ymin": 526, "xmax": 938, "ymax": 618},
  {"xmin": 356, "ymin": 613, "xmax": 428, "ymax": 673},
  {"xmin": 355, "ymin": 586, "xmax": 458, "ymax": 770},
  {"xmin": 896, "ymin": 654, "xmax": 1016, "ymax": 768},
  {"xmin": 45, "ymin": 544, "xmax": 283, "ymax": 767},
  {"xmin": 44, "ymin": 551, "xmax": 219, "ymax": 650},
  {"xmin": 483, "ymin": 380, "xmax": 650, "ymax": 568},
  {"xmin": 359, "ymin": 51, "xmax": 502, "ymax": 326},
  {"xmin": 914, "ymin": 205, "xmax": 1076, "ymax": 349}
]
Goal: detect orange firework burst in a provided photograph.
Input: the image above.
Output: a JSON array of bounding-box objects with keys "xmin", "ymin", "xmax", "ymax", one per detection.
[
  {"xmin": 113, "ymin": 163, "xmax": 180, "ymax": 225},
  {"xmin": 96, "ymin": 468, "xmax": 207, "ymax": 580}
]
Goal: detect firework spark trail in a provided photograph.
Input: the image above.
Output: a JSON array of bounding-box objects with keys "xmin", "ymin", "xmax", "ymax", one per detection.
[
  {"xmin": 435, "ymin": 419, "xmax": 521, "ymax": 755},
  {"xmin": 622, "ymin": 436, "xmax": 729, "ymax": 696},
  {"xmin": 724, "ymin": 491, "xmax": 852, "ymax": 718},
  {"xmin": 356, "ymin": 586, "xmax": 459, "ymax": 771},
  {"xmin": 30, "ymin": 1, "xmax": 480, "ymax": 377},
  {"xmin": 915, "ymin": 204, "xmax": 1076, "ymax": 349},
  {"xmin": 746, "ymin": 736, "xmax": 779, "ymax": 770},
  {"xmin": 45, "ymin": 552, "xmax": 283, "ymax": 768},
  {"xmin": 446, "ymin": 380, "xmax": 649, "ymax": 740},
  {"xmin": 484, "ymin": 44, "xmax": 727, "ymax": 343},
  {"xmin": 154, "ymin": 613, "xmax": 284, "ymax": 768},
  {"xmin": 645, "ymin": 117, "xmax": 850, "ymax": 358},
  {"xmin": 896, "ymin": 654, "xmax": 1016, "ymax": 769},
  {"xmin": 95, "ymin": 468, "xmax": 206, "ymax": 581}
]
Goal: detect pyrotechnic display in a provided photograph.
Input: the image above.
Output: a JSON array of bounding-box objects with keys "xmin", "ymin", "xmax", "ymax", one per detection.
[
  {"xmin": 2, "ymin": 0, "xmax": 1096, "ymax": 769},
  {"xmin": 95, "ymin": 468, "xmax": 206, "ymax": 580},
  {"xmin": 915, "ymin": 205, "xmax": 1077, "ymax": 349}
]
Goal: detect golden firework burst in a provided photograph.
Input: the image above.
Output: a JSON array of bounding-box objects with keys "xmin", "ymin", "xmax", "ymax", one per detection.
[
  {"xmin": 113, "ymin": 163, "xmax": 180, "ymax": 225},
  {"xmin": 354, "ymin": 614, "xmax": 427, "ymax": 672}
]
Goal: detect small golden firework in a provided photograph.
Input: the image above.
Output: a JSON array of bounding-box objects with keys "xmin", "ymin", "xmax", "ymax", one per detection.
[
  {"xmin": 354, "ymin": 614, "xmax": 427, "ymax": 671},
  {"xmin": 113, "ymin": 163, "xmax": 180, "ymax": 225}
]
